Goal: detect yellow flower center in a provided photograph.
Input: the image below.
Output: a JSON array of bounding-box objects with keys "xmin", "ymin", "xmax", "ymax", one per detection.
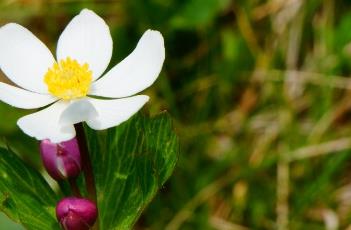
[{"xmin": 44, "ymin": 57, "xmax": 93, "ymax": 100}]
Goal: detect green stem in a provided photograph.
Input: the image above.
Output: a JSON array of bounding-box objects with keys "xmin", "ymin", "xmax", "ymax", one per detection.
[
  {"xmin": 74, "ymin": 123, "xmax": 99, "ymax": 230},
  {"xmin": 68, "ymin": 178, "xmax": 81, "ymax": 197},
  {"xmin": 57, "ymin": 180, "xmax": 70, "ymax": 197}
]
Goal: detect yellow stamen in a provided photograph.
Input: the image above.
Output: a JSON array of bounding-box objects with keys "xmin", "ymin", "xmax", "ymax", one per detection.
[{"xmin": 44, "ymin": 57, "xmax": 92, "ymax": 100}]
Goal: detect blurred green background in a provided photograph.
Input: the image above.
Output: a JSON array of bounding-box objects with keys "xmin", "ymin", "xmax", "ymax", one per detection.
[{"xmin": 2, "ymin": 0, "xmax": 351, "ymax": 229}]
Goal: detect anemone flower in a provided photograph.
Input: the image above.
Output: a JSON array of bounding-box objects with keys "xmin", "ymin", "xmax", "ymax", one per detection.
[{"xmin": 0, "ymin": 9, "xmax": 165, "ymax": 143}]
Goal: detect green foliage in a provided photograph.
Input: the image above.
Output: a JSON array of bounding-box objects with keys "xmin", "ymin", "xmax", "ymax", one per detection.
[
  {"xmin": 0, "ymin": 148, "xmax": 59, "ymax": 230},
  {"xmin": 3, "ymin": 0, "xmax": 351, "ymax": 229},
  {"xmin": 87, "ymin": 112, "xmax": 178, "ymax": 229},
  {"xmin": 170, "ymin": 0, "xmax": 230, "ymax": 29},
  {"xmin": 0, "ymin": 113, "xmax": 178, "ymax": 229}
]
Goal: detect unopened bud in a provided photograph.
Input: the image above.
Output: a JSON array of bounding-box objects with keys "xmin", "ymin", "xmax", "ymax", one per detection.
[
  {"xmin": 40, "ymin": 138, "xmax": 81, "ymax": 180},
  {"xmin": 56, "ymin": 197, "xmax": 98, "ymax": 230}
]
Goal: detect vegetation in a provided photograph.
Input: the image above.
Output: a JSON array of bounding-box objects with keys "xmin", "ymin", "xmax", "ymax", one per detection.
[{"xmin": 1, "ymin": 0, "xmax": 351, "ymax": 229}]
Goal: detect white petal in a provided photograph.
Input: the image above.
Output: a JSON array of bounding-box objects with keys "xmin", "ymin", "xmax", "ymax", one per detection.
[
  {"xmin": 0, "ymin": 82, "xmax": 56, "ymax": 109},
  {"xmin": 59, "ymin": 99, "xmax": 98, "ymax": 125},
  {"xmin": 0, "ymin": 23, "xmax": 55, "ymax": 93},
  {"xmin": 17, "ymin": 101, "xmax": 75, "ymax": 143},
  {"xmin": 86, "ymin": 95, "xmax": 149, "ymax": 130},
  {"xmin": 56, "ymin": 9, "xmax": 113, "ymax": 80},
  {"xmin": 90, "ymin": 30, "xmax": 165, "ymax": 98}
]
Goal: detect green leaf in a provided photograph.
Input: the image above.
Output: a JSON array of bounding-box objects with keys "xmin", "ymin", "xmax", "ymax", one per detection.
[
  {"xmin": 0, "ymin": 148, "xmax": 60, "ymax": 230},
  {"xmin": 87, "ymin": 112, "xmax": 179, "ymax": 230}
]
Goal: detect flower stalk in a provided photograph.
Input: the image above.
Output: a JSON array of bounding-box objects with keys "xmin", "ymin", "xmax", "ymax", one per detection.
[
  {"xmin": 74, "ymin": 123, "xmax": 99, "ymax": 230},
  {"xmin": 68, "ymin": 178, "xmax": 82, "ymax": 197}
]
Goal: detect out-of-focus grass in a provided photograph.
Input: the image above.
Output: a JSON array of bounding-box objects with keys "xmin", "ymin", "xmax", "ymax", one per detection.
[
  {"xmin": 2, "ymin": 0, "xmax": 351, "ymax": 229},
  {"xmin": 0, "ymin": 213, "xmax": 23, "ymax": 230}
]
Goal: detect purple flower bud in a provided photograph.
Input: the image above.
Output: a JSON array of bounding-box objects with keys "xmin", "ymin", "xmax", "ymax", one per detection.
[
  {"xmin": 40, "ymin": 138, "xmax": 81, "ymax": 180},
  {"xmin": 56, "ymin": 197, "xmax": 98, "ymax": 230}
]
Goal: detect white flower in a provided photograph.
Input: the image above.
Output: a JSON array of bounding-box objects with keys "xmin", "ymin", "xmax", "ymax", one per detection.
[{"xmin": 0, "ymin": 9, "xmax": 165, "ymax": 143}]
